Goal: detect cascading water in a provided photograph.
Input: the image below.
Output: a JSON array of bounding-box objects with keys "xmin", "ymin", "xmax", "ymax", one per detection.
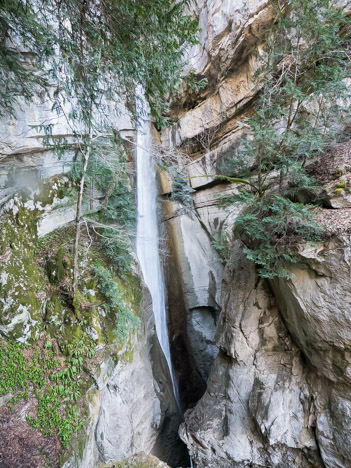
[{"xmin": 135, "ymin": 86, "xmax": 181, "ymax": 411}]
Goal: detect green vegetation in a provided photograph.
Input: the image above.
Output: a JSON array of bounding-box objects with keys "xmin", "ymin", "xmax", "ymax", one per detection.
[
  {"xmin": 94, "ymin": 264, "xmax": 140, "ymax": 342},
  {"xmin": 234, "ymin": 193, "xmax": 323, "ymax": 278},
  {"xmin": 182, "ymin": 70, "xmax": 208, "ymax": 92},
  {"xmin": 0, "ymin": 0, "xmax": 199, "ymax": 458},
  {"xmin": 170, "ymin": 169, "xmax": 194, "ymax": 210},
  {"xmin": 219, "ymin": 0, "xmax": 351, "ymax": 277},
  {"xmin": 92, "ymin": 143, "xmax": 137, "ymax": 277},
  {"xmin": 0, "ymin": 0, "xmax": 199, "ymax": 298},
  {"xmin": 0, "ymin": 336, "xmax": 95, "ymax": 447},
  {"xmin": 211, "ymin": 231, "xmax": 232, "ymax": 265},
  {"xmin": 0, "ymin": 0, "xmax": 52, "ymax": 115},
  {"xmin": 0, "ymin": 187, "xmax": 142, "ymax": 450},
  {"xmin": 37, "ymin": 219, "xmax": 142, "ymax": 348}
]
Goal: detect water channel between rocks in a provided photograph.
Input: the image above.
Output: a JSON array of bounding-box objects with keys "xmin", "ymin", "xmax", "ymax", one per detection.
[{"xmin": 135, "ymin": 87, "xmax": 181, "ymax": 410}]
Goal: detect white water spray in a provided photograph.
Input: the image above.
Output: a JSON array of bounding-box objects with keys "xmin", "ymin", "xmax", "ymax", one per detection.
[{"xmin": 135, "ymin": 86, "xmax": 181, "ymax": 411}]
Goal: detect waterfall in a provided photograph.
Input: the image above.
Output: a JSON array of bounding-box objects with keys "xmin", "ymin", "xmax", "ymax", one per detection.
[{"xmin": 135, "ymin": 86, "xmax": 181, "ymax": 411}]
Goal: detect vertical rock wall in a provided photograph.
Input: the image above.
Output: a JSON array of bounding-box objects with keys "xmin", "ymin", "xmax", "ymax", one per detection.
[
  {"xmin": 0, "ymin": 94, "xmax": 186, "ymax": 468},
  {"xmin": 163, "ymin": 1, "xmax": 351, "ymax": 467}
]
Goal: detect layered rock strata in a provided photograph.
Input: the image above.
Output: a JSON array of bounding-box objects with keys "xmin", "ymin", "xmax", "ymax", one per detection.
[{"xmin": 161, "ymin": 1, "xmax": 351, "ymax": 467}]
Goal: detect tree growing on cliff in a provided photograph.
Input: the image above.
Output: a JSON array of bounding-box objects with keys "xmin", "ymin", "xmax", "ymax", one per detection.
[
  {"xmin": 221, "ymin": 0, "xmax": 351, "ymax": 277},
  {"xmin": 1, "ymin": 0, "xmax": 199, "ymax": 299}
]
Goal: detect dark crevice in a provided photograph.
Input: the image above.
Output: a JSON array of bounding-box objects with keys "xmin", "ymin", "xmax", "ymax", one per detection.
[{"xmin": 310, "ymin": 399, "xmax": 327, "ymax": 468}]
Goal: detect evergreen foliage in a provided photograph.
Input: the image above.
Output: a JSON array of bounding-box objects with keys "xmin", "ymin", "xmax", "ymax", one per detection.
[
  {"xmin": 224, "ymin": 0, "xmax": 351, "ymax": 277},
  {"xmin": 1, "ymin": 0, "xmax": 198, "ymax": 123},
  {"xmin": 170, "ymin": 168, "xmax": 195, "ymax": 210},
  {"xmin": 0, "ymin": 0, "xmax": 198, "ymax": 295},
  {"xmin": 234, "ymin": 193, "xmax": 323, "ymax": 278},
  {"xmin": 211, "ymin": 230, "xmax": 232, "ymax": 264},
  {"xmin": 94, "ymin": 264, "xmax": 140, "ymax": 342},
  {"xmin": 88, "ymin": 139, "xmax": 136, "ymax": 276},
  {"xmin": 0, "ymin": 0, "xmax": 52, "ymax": 115}
]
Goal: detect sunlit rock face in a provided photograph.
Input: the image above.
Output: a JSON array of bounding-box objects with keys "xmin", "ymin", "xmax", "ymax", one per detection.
[
  {"xmin": 164, "ymin": 0, "xmax": 273, "ymax": 150},
  {"xmin": 178, "ymin": 238, "xmax": 351, "ymax": 468},
  {"xmin": 160, "ymin": 1, "xmax": 274, "ymax": 396},
  {"xmin": 161, "ymin": 0, "xmax": 274, "ymax": 408},
  {"xmin": 2, "ymin": 0, "xmax": 351, "ymax": 466},
  {"xmin": 270, "ymin": 236, "xmax": 351, "ymax": 468},
  {"xmin": 162, "ymin": 1, "xmax": 351, "ymax": 467}
]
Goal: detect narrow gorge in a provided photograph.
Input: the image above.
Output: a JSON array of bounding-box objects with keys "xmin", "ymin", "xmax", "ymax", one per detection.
[{"xmin": 1, "ymin": 1, "xmax": 351, "ymax": 468}]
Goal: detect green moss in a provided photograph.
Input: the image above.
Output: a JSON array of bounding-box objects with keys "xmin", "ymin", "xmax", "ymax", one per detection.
[
  {"xmin": 33, "ymin": 176, "xmax": 73, "ymax": 207},
  {"xmin": 0, "ymin": 172, "xmax": 145, "ymax": 461},
  {"xmin": 86, "ymin": 278, "xmax": 98, "ymax": 289},
  {"xmin": 93, "ymin": 264, "xmax": 141, "ymax": 347},
  {"xmin": 60, "ymin": 324, "xmax": 84, "ymax": 351},
  {"xmin": 122, "ymin": 348, "xmax": 134, "ymax": 363},
  {"xmin": 44, "ymin": 293, "xmax": 62, "ymax": 321},
  {"xmin": 336, "ymin": 176, "xmax": 347, "ymax": 189},
  {"xmin": 73, "ymin": 290, "xmax": 85, "ymax": 320},
  {"xmin": 56, "ymin": 247, "xmax": 66, "ymax": 282},
  {"xmin": 0, "ymin": 200, "xmax": 45, "ymax": 341},
  {"xmin": 0, "ymin": 335, "xmax": 95, "ymax": 448},
  {"xmin": 120, "ymin": 271, "xmax": 143, "ymax": 314}
]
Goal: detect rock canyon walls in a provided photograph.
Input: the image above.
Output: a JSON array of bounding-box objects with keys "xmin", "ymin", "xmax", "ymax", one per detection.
[
  {"xmin": 161, "ymin": 1, "xmax": 351, "ymax": 467},
  {"xmin": 1, "ymin": 1, "xmax": 351, "ymax": 467}
]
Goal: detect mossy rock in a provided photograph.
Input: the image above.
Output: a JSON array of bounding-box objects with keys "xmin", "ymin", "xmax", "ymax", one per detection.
[
  {"xmin": 336, "ymin": 176, "xmax": 347, "ymax": 189},
  {"xmin": 0, "ymin": 201, "xmax": 44, "ymax": 342},
  {"xmin": 45, "ymin": 247, "xmax": 67, "ymax": 285},
  {"xmin": 98, "ymin": 452, "xmax": 171, "ymax": 468},
  {"xmin": 34, "ymin": 175, "xmax": 72, "ymax": 207},
  {"xmin": 56, "ymin": 247, "xmax": 66, "ymax": 282}
]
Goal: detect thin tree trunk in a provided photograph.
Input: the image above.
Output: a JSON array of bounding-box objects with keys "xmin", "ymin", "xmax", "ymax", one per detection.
[{"xmin": 73, "ymin": 105, "xmax": 93, "ymax": 299}]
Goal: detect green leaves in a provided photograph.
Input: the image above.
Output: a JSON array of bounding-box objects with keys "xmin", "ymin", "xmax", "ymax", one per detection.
[
  {"xmin": 1, "ymin": 0, "xmax": 199, "ymax": 125},
  {"xmin": 234, "ymin": 194, "xmax": 322, "ymax": 278},
  {"xmin": 223, "ymin": 0, "xmax": 351, "ymax": 277},
  {"xmin": 0, "ymin": 336, "xmax": 95, "ymax": 447},
  {"xmin": 0, "ymin": 0, "xmax": 53, "ymax": 115},
  {"xmin": 94, "ymin": 264, "xmax": 140, "ymax": 343}
]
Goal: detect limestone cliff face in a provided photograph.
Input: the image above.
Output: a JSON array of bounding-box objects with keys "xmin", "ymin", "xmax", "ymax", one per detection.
[
  {"xmin": 178, "ymin": 236, "xmax": 351, "ymax": 468},
  {"xmin": 180, "ymin": 243, "xmax": 322, "ymax": 467},
  {"xmin": 2, "ymin": 1, "xmax": 351, "ymax": 467},
  {"xmin": 0, "ymin": 98, "xmax": 184, "ymax": 468},
  {"xmin": 161, "ymin": 0, "xmax": 275, "ymax": 408},
  {"xmin": 162, "ymin": 1, "xmax": 351, "ymax": 467}
]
